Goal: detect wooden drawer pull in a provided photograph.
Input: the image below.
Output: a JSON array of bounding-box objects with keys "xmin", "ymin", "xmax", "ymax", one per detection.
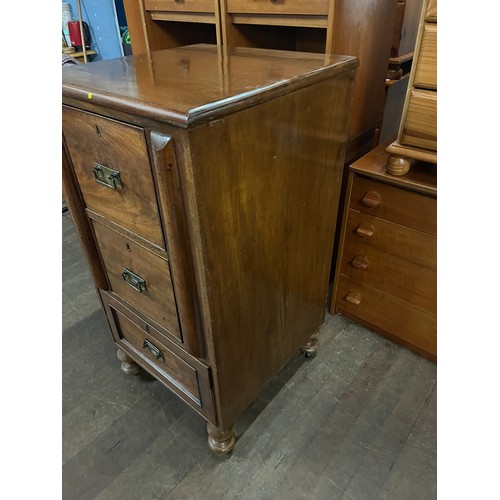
[
  {"xmin": 345, "ymin": 292, "xmax": 361, "ymax": 306},
  {"xmin": 355, "ymin": 223, "xmax": 375, "ymax": 238},
  {"xmin": 351, "ymin": 255, "xmax": 369, "ymax": 270},
  {"xmin": 361, "ymin": 190, "xmax": 381, "ymax": 208}
]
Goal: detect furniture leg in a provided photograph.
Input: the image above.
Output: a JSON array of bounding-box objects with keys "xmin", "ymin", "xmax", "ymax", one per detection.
[
  {"xmin": 301, "ymin": 331, "xmax": 319, "ymax": 358},
  {"xmin": 207, "ymin": 422, "xmax": 236, "ymax": 454},
  {"xmin": 117, "ymin": 348, "xmax": 141, "ymax": 375},
  {"xmin": 386, "ymin": 154, "xmax": 411, "ymax": 176}
]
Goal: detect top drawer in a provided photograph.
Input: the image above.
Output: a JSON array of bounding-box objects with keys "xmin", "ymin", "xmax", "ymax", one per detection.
[
  {"xmin": 144, "ymin": 0, "xmax": 216, "ymax": 13},
  {"xmin": 63, "ymin": 107, "xmax": 165, "ymax": 249},
  {"xmin": 414, "ymin": 23, "xmax": 437, "ymax": 90},
  {"xmin": 226, "ymin": 0, "xmax": 330, "ymax": 16},
  {"xmin": 350, "ymin": 175, "xmax": 436, "ymax": 235}
]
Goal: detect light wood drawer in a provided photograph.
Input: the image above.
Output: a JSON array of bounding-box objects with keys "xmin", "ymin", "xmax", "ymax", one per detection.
[
  {"xmin": 344, "ymin": 210, "xmax": 437, "ymax": 269},
  {"xmin": 401, "ymin": 89, "xmax": 437, "ymax": 151},
  {"xmin": 414, "ymin": 23, "xmax": 437, "ymax": 90},
  {"xmin": 336, "ymin": 277, "xmax": 436, "ymax": 359},
  {"xmin": 226, "ymin": 0, "xmax": 329, "ymax": 16},
  {"xmin": 92, "ymin": 221, "xmax": 182, "ymax": 342},
  {"xmin": 101, "ymin": 292, "xmax": 215, "ymax": 423},
  {"xmin": 340, "ymin": 236, "xmax": 436, "ymax": 314},
  {"xmin": 63, "ymin": 107, "xmax": 165, "ymax": 249},
  {"xmin": 425, "ymin": 0, "xmax": 437, "ymax": 22},
  {"xmin": 145, "ymin": 0, "xmax": 215, "ymax": 12},
  {"xmin": 350, "ymin": 176, "xmax": 436, "ymax": 235}
]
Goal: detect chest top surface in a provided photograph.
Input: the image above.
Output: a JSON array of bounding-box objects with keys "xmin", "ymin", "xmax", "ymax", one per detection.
[{"xmin": 62, "ymin": 44, "xmax": 358, "ymax": 127}]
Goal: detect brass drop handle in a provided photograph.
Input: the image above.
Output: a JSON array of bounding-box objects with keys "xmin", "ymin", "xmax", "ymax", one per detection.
[
  {"xmin": 122, "ymin": 268, "xmax": 147, "ymax": 293},
  {"xmin": 345, "ymin": 292, "xmax": 361, "ymax": 306},
  {"xmin": 92, "ymin": 163, "xmax": 123, "ymax": 190},
  {"xmin": 143, "ymin": 339, "xmax": 164, "ymax": 362},
  {"xmin": 352, "ymin": 255, "xmax": 369, "ymax": 270},
  {"xmin": 356, "ymin": 223, "xmax": 375, "ymax": 238},
  {"xmin": 361, "ymin": 191, "xmax": 381, "ymax": 208}
]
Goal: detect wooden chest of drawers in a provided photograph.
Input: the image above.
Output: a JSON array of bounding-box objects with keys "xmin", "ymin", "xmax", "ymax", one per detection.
[
  {"xmin": 331, "ymin": 143, "xmax": 436, "ymax": 361},
  {"xmin": 62, "ymin": 44, "xmax": 358, "ymax": 453},
  {"xmin": 386, "ymin": 0, "xmax": 438, "ymax": 175}
]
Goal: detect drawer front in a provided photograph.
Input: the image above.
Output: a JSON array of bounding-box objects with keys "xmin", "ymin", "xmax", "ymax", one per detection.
[
  {"xmin": 93, "ymin": 221, "xmax": 182, "ymax": 342},
  {"xmin": 345, "ymin": 210, "xmax": 437, "ymax": 269},
  {"xmin": 425, "ymin": 0, "xmax": 437, "ymax": 22},
  {"xmin": 145, "ymin": 0, "xmax": 215, "ymax": 12},
  {"xmin": 336, "ymin": 277, "xmax": 436, "ymax": 359},
  {"xmin": 401, "ymin": 89, "xmax": 437, "ymax": 151},
  {"xmin": 101, "ymin": 292, "xmax": 215, "ymax": 422},
  {"xmin": 414, "ymin": 23, "xmax": 437, "ymax": 90},
  {"xmin": 350, "ymin": 176, "xmax": 436, "ymax": 235},
  {"xmin": 226, "ymin": 0, "xmax": 329, "ymax": 16},
  {"xmin": 340, "ymin": 234, "xmax": 436, "ymax": 314},
  {"xmin": 62, "ymin": 106, "xmax": 165, "ymax": 248}
]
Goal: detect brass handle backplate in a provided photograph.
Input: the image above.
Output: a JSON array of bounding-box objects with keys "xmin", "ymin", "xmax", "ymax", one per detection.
[
  {"xmin": 121, "ymin": 268, "xmax": 147, "ymax": 293},
  {"xmin": 92, "ymin": 163, "xmax": 123, "ymax": 190},
  {"xmin": 143, "ymin": 339, "xmax": 164, "ymax": 362}
]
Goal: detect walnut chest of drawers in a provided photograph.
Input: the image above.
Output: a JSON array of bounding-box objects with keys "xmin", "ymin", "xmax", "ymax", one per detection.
[
  {"xmin": 331, "ymin": 143, "xmax": 436, "ymax": 360},
  {"xmin": 62, "ymin": 44, "xmax": 358, "ymax": 453}
]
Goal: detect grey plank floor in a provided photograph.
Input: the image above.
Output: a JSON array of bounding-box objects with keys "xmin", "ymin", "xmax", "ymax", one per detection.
[{"xmin": 62, "ymin": 212, "xmax": 437, "ymax": 500}]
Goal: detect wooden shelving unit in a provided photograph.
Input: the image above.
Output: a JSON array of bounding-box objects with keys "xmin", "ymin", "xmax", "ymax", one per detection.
[{"xmin": 123, "ymin": 0, "xmax": 399, "ymax": 165}]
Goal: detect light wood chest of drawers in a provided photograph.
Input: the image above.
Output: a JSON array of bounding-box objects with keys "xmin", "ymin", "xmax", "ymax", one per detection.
[
  {"xmin": 331, "ymin": 143, "xmax": 436, "ymax": 361},
  {"xmin": 386, "ymin": 0, "xmax": 437, "ymax": 175},
  {"xmin": 62, "ymin": 44, "xmax": 358, "ymax": 453}
]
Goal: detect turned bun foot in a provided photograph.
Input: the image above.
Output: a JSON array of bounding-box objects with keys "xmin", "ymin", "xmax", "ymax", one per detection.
[
  {"xmin": 117, "ymin": 349, "xmax": 141, "ymax": 376},
  {"xmin": 301, "ymin": 331, "xmax": 319, "ymax": 359},
  {"xmin": 207, "ymin": 423, "xmax": 236, "ymax": 454},
  {"xmin": 386, "ymin": 154, "xmax": 411, "ymax": 176}
]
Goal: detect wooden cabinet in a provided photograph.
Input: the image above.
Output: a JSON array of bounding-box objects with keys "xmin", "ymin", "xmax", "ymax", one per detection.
[
  {"xmin": 386, "ymin": 0, "xmax": 437, "ymax": 174},
  {"xmin": 123, "ymin": 0, "xmax": 398, "ymax": 164},
  {"xmin": 380, "ymin": 0, "xmax": 424, "ymax": 144},
  {"xmin": 62, "ymin": 44, "xmax": 358, "ymax": 453},
  {"xmin": 330, "ymin": 143, "xmax": 436, "ymax": 361}
]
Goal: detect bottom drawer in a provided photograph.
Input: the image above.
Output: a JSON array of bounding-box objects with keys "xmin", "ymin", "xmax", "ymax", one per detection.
[
  {"xmin": 336, "ymin": 276, "xmax": 436, "ymax": 360},
  {"xmin": 100, "ymin": 291, "xmax": 215, "ymax": 423}
]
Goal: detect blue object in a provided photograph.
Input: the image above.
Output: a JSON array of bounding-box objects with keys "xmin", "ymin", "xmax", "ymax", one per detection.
[{"xmin": 63, "ymin": 0, "xmax": 123, "ymax": 61}]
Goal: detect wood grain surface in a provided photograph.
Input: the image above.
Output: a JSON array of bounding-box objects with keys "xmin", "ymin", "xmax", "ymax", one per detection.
[{"xmin": 62, "ymin": 44, "xmax": 357, "ymax": 127}]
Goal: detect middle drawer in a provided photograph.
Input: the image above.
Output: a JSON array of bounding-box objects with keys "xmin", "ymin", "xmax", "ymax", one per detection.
[{"xmin": 92, "ymin": 220, "xmax": 182, "ymax": 342}]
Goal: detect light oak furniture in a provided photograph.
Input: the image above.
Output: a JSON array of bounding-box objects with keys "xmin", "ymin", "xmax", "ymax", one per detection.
[
  {"xmin": 62, "ymin": 44, "xmax": 358, "ymax": 453},
  {"xmin": 123, "ymin": 0, "xmax": 397, "ymax": 164},
  {"xmin": 379, "ymin": 0, "xmax": 424, "ymax": 144},
  {"xmin": 386, "ymin": 0, "xmax": 437, "ymax": 175},
  {"xmin": 330, "ymin": 143, "xmax": 436, "ymax": 361}
]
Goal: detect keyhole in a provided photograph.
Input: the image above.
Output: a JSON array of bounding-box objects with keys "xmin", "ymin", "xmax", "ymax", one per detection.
[
  {"xmin": 95, "ymin": 125, "xmax": 101, "ymax": 137},
  {"xmin": 126, "ymin": 243, "xmax": 131, "ymax": 252}
]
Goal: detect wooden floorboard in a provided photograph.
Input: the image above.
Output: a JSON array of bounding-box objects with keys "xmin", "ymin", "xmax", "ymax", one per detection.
[{"xmin": 62, "ymin": 212, "xmax": 437, "ymax": 500}]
